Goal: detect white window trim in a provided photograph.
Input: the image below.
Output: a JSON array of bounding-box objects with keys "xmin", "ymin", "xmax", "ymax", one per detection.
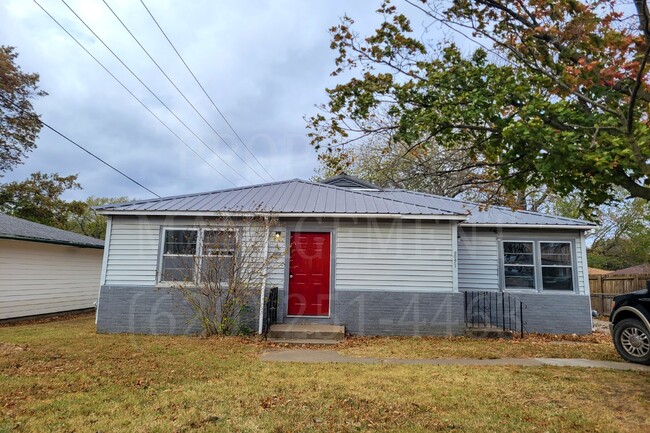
[
  {"xmin": 499, "ymin": 239, "xmax": 577, "ymax": 294},
  {"xmin": 158, "ymin": 227, "xmax": 237, "ymax": 285}
]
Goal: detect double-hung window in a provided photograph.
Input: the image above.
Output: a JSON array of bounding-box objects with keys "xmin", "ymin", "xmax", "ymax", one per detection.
[
  {"xmin": 200, "ymin": 230, "xmax": 236, "ymax": 283},
  {"xmin": 540, "ymin": 242, "xmax": 573, "ymax": 291},
  {"xmin": 503, "ymin": 241, "xmax": 536, "ymax": 290},
  {"xmin": 501, "ymin": 240, "xmax": 575, "ymax": 292},
  {"xmin": 160, "ymin": 228, "xmax": 237, "ymax": 283},
  {"xmin": 161, "ymin": 229, "xmax": 198, "ymax": 282}
]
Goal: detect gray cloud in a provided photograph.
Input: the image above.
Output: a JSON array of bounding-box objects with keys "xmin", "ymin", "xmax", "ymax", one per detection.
[{"xmin": 0, "ymin": 0, "xmax": 384, "ymax": 201}]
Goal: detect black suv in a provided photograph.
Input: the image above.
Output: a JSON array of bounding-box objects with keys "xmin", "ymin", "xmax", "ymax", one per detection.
[{"xmin": 609, "ymin": 281, "xmax": 650, "ymax": 365}]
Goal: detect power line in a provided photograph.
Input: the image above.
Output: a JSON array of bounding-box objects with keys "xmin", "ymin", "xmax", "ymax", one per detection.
[
  {"xmin": 102, "ymin": 0, "xmax": 270, "ymax": 183},
  {"xmin": 0, "ymin": 93, "xmax": 160, "ymax": 198},
  {"xmin": 32, "ymin": 0, "xmax": 237, "ymax": 187},
  {"xmin": 56, "ymin": 0, "xmax": 252, "ymax": 184},
  {"xmin": 140, "ymin": 0, "xmax": 276, "ymax": 181}
]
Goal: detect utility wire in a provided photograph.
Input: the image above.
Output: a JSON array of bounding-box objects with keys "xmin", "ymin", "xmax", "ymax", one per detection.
[
  {"xmin": 140, "ymin": 0, "xmax": 275, "ymax": 181},
  {"xmin": 102, "ymin": 0, "xmax": 270, "ymax": 183},
  {"xmin": 32, "ymin": 0, "xmax": 237, "ymax": 187},
  {"xmin": 56, "ymin": 0, "xmax": 251, "ymax": 184},
  {"xmin": 0, "ymin": 93, "xmax": 160, "ymax": 198}
]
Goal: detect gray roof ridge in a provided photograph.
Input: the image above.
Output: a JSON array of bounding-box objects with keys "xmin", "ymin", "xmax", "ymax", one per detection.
[
  {"xmin": 386, "ymin": 189, "xmax": 478, "ymax": 207},
  {"xmin": 321, "ymin": 174, "xmax": 382, "ymax": 190},
  {"xmin": 385, "ymin": 189, "xmax": 596, "ymax": 226},
  {"xmin": 95, "ymin": 178, "xmax": 299, "ymax": 210}
]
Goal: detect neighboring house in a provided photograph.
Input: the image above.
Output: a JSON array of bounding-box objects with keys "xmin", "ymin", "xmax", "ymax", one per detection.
[
  {"xmin": 0, "ymin": 213, "xmax": 104, "ymax": 320},
  {"xmin": 588, "ymin": 267, "xmax": 612, "ymax": 275},
  {"xmin": 95, "ymin": 175, "xmax": 596, "ymax": 336},
  {"xmin": 610, "ymin": 264, "xmax": 650, "ymax": 275}
]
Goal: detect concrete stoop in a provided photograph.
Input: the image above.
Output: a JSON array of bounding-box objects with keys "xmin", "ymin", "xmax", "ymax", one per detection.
[{"xmin": 267, "ymin": 324, "xmax": 345, "ymax": 345}]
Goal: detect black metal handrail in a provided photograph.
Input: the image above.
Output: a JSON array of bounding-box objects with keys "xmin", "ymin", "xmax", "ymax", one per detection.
[
  {"xmin": 262, "ymin": 286, "xmax": 278, "ymax": 339},
  {"xmin": 464, "ymin": 290, "xmax": 527, "ymax": 337}
]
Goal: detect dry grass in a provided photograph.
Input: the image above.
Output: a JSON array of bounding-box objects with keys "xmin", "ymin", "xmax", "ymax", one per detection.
[
  {"xmin": 1, "ymin": 314, "xmax": 648, "ymax": 432},
  {"xmin": 337, "ymin": 332, "xmax": 621, "ymax": 361}
]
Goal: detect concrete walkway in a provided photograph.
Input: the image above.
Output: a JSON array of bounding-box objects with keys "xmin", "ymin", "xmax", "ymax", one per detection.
[{"xmin": 260, "ymin": 349, "xmax": 650, "ymax": 372}]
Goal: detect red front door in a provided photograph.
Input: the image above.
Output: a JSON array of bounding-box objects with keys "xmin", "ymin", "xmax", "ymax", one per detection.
[{"xmin": 287, "ymin": 232, "xmax": 331, "ymax": 316}]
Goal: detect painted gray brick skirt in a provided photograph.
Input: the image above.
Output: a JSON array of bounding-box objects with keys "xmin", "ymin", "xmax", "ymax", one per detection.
[
  {"xmin": 280, "ymin": 289, "xmax": 466, "ymax": 336},
  {"xmin": 97, "ymin": 286, "xmax": 592, "ymax": 336},
  {"xmin": 97, "ymin": 285, "xmax": 202, "ymax": 335},
  {"xmin": 513, "ymin": 293, "xmax": 592, "ymax": 335}
]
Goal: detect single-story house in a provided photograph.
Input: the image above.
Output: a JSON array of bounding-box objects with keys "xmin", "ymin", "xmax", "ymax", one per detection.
[
  {"xmin": 610, "ymin": 264, "xmax": 650, "ymax": 275},
  {"xmin": 0, "ymin": 213, "xmax": 104, "ymax": 320},
  {"xmin": 95, "ymin": 175, "xmax": 596, "ymax": 336}
]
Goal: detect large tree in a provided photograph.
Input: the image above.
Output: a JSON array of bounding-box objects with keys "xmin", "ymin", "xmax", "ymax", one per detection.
[
  {"xmin": 0, "ymin": 172, "xmax": 86, "ymax": 229},
  {"xmin": 308, "ymin": 0, "xmax": 650, "ymax": 211},
  {"xmin": 65, "ymin": 196, "xmax": 130, "ymax": 239},
  {"xmin": 0, "ymin": 46, "xmax": 45, "ymax": 175}
]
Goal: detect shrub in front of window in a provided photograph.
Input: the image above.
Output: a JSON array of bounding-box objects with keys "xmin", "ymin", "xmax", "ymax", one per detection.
[{"xmin": 161, "ymin": 216, "xmax": 283, "ymax": 336}]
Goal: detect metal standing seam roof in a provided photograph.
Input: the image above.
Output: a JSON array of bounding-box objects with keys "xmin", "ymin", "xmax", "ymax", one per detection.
[
  {"xmin": 94, "ymin": 179, "xmax": 464, "ymax": 217},
  {"xmin": 0, "ymin": 213, "xmax": 104, "ymax": 248},
  {"xmin": 367, "ymin": 189, "xmax": 597, "ymax": 227},
  {"xmin": 94, "ymin": 177, "xmax": 596, "ymax": 228}
]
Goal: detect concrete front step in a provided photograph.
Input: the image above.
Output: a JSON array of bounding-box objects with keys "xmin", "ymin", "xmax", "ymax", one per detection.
[
  {"xmin": 268, "ymin": 324, "xmax": 345, "ymax": 342},
  {"xmin": 268, "ymin": 338, "xmax": 342, "ymax": 345}
]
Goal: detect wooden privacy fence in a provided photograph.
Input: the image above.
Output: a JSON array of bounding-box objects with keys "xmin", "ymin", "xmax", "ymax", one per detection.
[{"xmin": 589, "ymin": 273, "xmax": 650, "ymax": 316}]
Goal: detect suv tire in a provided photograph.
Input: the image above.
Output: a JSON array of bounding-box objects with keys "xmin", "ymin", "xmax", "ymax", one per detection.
[{"xmin": 613, "ymin": 318, "xmax": 650, "ymax": 365}]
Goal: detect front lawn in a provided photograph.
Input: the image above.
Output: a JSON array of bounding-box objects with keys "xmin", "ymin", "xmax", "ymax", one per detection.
[
  {"xmin": 1, "ymin": 314, "xmax": 648, "ymax": 432},
  {"xmin": 338, "ymin": 333, "xmax": 621, "ymax": 361}
]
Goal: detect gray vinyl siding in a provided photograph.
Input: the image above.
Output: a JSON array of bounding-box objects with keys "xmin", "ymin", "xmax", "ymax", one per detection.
[
  {"xmin": 105, "ymin": 217, "xmax": 454, "ymax": 293},
  {"xmin": 335, "ymin": 220, "xmax": 453, "ymax": 292},
  {"xmin": 457, "ymin": 227, "xmax": 589, "ymax": 295},
  {"xmin": 266, "ymin": 227, "xmax": 286, "ymax": 289},
  {"xmin": 104, "ymin": 216, "xmax": 160, "ymax": 286},
  {"xmin": 458, "ymin": 228, "xmax": 499, "ymax": 291},
  {"xmin": 105, "ymin": 216, "xmax": 286, "ymax": 288}
]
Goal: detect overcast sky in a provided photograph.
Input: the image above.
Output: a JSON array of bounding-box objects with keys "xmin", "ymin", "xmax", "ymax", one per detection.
[{"xmin": 0, "ymin": 0, "xmax": 396, "ymax": 201}]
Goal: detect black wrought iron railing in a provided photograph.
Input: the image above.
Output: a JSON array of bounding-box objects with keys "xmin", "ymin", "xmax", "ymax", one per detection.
[
  {"xmin": 464, "ymin": 291, "xmax": 527, "ymax": 337},
  {"xmin": 262, "ymin": 287, "xmax": 278, "ymax": 338}
]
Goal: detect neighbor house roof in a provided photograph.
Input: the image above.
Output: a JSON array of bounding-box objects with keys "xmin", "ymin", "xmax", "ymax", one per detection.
[
  {"xmin": 610, "ymin": 264, "xmax": 650, "ymax": 275},
  {"xmin": 95, "ymin": 179, "xmax": 465, "ymax": 219},
  {"xmin": 588, "ymin": 267, "xmax": 612, "ymax": 275},
  {"xmin": 95, "ymin": 176, "xmax": 596, "ymax": 229},
  {"xmin": 0, "ymin": 213, "xmax": 104, "ymax": 249}
]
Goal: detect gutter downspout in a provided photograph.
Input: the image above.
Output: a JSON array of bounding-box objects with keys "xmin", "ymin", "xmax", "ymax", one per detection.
[
  {"xmin": 96, "ymin": 216, "xmax": 112, "ymax": 324},
  {"xmin": 257, "ymin": 220, "xmax": 270, "ymax": 334}
]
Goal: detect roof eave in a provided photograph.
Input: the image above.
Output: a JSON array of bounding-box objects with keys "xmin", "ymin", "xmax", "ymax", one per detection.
[
  {"xmin": 459, "ymin": 223, "xmax": 597, "ymax": 230},
  {"xmin": 0, "ymin": 234, "xmax": 104, "ymax": 249},
  {"xmin": 95, "ymin": 210, "xmax": 467, "ymax": 220}
]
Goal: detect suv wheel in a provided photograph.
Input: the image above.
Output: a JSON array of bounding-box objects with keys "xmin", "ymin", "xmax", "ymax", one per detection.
[{"xmin": 613, "ymin": 318, "xmax": 650, "ymax": 365}]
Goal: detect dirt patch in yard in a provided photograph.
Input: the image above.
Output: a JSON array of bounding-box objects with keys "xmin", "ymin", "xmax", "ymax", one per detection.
[{"xmin": 0, "ymin": 342, "xmax": 27, "ymax": 354}]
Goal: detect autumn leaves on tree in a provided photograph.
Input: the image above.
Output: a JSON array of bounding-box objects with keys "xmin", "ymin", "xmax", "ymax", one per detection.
[{"xmin": 308, "ymin": 0, "xmax": 650, "ymax": 211}]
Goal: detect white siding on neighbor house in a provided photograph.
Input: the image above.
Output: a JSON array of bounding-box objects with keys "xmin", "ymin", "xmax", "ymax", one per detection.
[
  {"xmin": 0, "ymin": 239, "xmax": 103, "ymax": 319},
  {"xmin": 458, "ymin": 228, "xmax": 500, "ymax": 291},
  {"xmin": 457, "ymin": 227, "xmax": 589, "ymax": 295},
  {"xmin": 335, "ymin": 220, "xmax": 454, "ymax": 292}
]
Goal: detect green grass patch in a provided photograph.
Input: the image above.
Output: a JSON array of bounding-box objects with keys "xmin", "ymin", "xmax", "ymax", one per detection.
[{"xmin": 1, "ymin": 315, "xmax": 648, "ymax": 432}]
